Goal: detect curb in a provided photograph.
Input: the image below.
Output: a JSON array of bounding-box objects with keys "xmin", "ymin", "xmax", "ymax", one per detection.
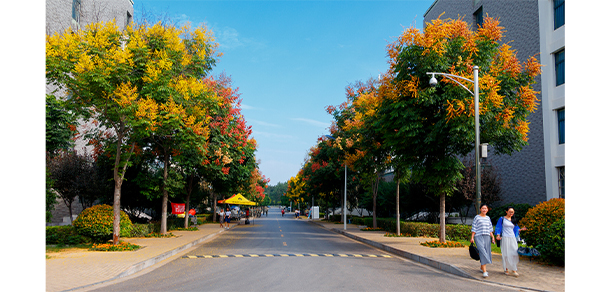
[
  {"xmin": 331, "ymin": 227, "xmax": 474, "ymax": 279},
  {"xmin": 307, "ymin": 220, "xmax": 475, "ymax": 280},
  {"xmin": 62, "ymin": 222, "xmax": 240, "ymax": 292},
  {"xmin": 308, "ymin": 221, "xmax": 551, "ymax": 292}
]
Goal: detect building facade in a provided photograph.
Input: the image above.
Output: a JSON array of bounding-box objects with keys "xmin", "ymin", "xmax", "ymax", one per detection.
[
  {"xmin": 423, "ymin": 0, "xmax": 565, "ymax": 206},
  {"xmin": 46, "ymin": 0, "xmax": 134, "ymax": 225}
]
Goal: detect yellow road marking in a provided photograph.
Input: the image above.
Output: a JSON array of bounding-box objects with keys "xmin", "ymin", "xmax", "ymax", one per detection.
[
  {"xmin": 338, "ymin": 254, "xmax": 348, "ymax": 257},
  {"xmin": 296, "ymin": 254, "xmax": 304, "ymax": 257},
  {"xmin": 249, "ymin": 254, "xmax": 259, "ymax": 257},
  {"xmin": 280, "ymin": 254, "xmax": 289, "ymax": 257},
  {"xmin": 264, "ymin": 254, "xmax": 274, "ymax": 257}
]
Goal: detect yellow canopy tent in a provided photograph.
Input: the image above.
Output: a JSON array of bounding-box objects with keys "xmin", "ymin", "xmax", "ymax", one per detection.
[{"xmin": 217, "ymin": 193, "xmax": 256, "ymax": 205}]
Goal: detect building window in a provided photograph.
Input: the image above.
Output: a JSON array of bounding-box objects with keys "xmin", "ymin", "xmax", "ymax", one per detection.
[
  {"xmin": 557, "ymin": 108, "xmax": 565, "ymax": 144},
  {"xmin": 126, "ymin": 11, "xmax": 133, "ymax": 27},
  {"xmin": 554, "ymin": 0, "xmax": 565, "ymax": 29},
  {"xmin": 557, "ymin": 166, "xmax": 565, "ymax": 198},
  {"xmin": 474, "ymin": 7, "xmax": 483, "ymax": 28},
  {"xmin": 72, "ymin": 0, "xmax": 81, "ymax": 23},
  {"xmin": 555, "ymin": 49, "xmax": 565, "ymax": 86}
]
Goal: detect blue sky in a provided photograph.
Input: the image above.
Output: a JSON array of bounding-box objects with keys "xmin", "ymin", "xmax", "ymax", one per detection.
[{"xmin": 134, "ymin": 0, "xmax": 435, "ymax": 185}]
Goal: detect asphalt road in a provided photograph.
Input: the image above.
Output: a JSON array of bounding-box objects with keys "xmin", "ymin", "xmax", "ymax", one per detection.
[{"xmin": 92, "ymin": 209, "xmax": 517, "ymax": 292}]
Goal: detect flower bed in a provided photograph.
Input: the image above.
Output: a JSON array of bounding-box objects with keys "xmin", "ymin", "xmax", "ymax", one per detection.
[
  {"xmin": 90, "ymin": 241, "xmax": 141, "ymax": 251},
  {"xmin": 384, "ymin": 232, "xmax": 412, "ymax": 237},
  {"xmin": 420, "ymin": 240, "xmax": 465, "ymax": 248},
  {"xmin": 360, "ymin": 227, "xmax": 384, "ymax": 231}
]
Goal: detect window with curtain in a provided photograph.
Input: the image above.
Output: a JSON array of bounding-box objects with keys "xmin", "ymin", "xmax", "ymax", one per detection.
[
  {"xmin": 555, "ymin": 49, "xmax": 565, "ymax": 86},
  {"xmin": 557, "ymin": 108, "xmax": 565, "ymax": 144},
  {"xmin": 554, "ymin": 0, "xmax": 565, "ymax": 30},
  {"xmin": 72, "ymin": 0, "xmax": 81, "ymax": 23}
]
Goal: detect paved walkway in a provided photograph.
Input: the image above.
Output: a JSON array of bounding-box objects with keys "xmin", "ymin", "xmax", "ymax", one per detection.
[
  {"xmin": 46, "ymin": 222, "xmax": 239, "ymax": 292},
  {"xmin": 310, "ymin": 220, "xmax": 565, "ymax": 292},
  {"xmin": 46, "ymin": 218, "xmax": 564, "ymax": 292}
]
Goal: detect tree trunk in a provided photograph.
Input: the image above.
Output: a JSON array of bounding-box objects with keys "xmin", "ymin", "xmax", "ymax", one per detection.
[
  {"xmin": 372, "ymin": 173, "xmax": 380, "ymax": 229},
  {"xmin": 439, "ymin": 192, "xmax": 446, "ymax": 243},
  {"xmin": 212, "ymin": 192, "xmax": 218, "ymax": 223},
  {"xmin": 395, "ymin": 174, "xmax": 400, "ymax": 235},
  {"xmin": 112, "ymin": 130, "xmax": 124, "ymax": 245},
  {"xmin": 184, "ymin": 174, "xmax": 194, "ymax": 229},
  {"xmin": 160, "ymin": 148, "xmax": 169, "ymax": 234}
]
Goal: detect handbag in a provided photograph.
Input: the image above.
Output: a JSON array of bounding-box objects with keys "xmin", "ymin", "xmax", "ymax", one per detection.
[{"xmin": 469, "ymin": 242, "xmax": 480, "ymax": 261}]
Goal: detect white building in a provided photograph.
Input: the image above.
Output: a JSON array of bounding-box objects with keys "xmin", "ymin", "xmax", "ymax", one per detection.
[{"xmin": 538, "ymin": 0, "xmax": 565, "ymax": 200}]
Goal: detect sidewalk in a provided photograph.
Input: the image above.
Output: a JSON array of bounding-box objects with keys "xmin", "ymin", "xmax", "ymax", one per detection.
[
  {"xmin": 309, "ymin": 220, "xmax": 565, "ymax": 292},
  {"xmin": 46, "ymin": 222, "xmax": 240, "ymax": 292}
]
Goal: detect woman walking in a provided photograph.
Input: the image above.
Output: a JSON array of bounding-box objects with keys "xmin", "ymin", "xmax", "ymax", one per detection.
[
  {"xmin": 495, "ymin": 206, "xmax": 527, "ymax": 277},
  {"xmin": 470, "ymin": 204, "xmax": 496, "ymax": 278}
]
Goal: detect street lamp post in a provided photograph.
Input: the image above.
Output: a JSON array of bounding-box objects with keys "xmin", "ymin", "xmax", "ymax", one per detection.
[
  {"xmin": 325, "ymin": 135, "xmax": 347, "ymax": 230},
  {"xmin": 427, "ymin": 66, "xmax": 482, "ymax": 211}
]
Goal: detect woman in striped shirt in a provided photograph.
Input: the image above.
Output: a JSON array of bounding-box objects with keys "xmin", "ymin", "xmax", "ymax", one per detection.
[{"xmin": 470, "ymin": 204, "xmax": 496, "ymax": 278}]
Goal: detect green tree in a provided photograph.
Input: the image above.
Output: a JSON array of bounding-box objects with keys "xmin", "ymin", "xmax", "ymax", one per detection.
[
  {"xmin": 46, "ymin": 20, "xmax": 220, "ymax": 243},
  {"xmin": 46, "ymin": 94, "xmax": 77, "ymax": 155},
  {"xmin": 374, "ymin": 16, "xmax": 541, "ymax": 242}
]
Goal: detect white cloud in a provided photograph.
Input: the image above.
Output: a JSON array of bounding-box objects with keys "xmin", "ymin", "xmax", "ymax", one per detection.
[
  {"xmin": 240, "ymin": 103, "xmax": 260, "ymax": 110},
  {"xmin": 251, "ymin": 130, "xmax": 294, "ymax": 140},
  {"xmin": 249, "ymin": 119, "xmax": 282, "ymax": 128},
  {"xmin": 291, "ymin": 118, "xmax": 329, "ymax": 128},
  {"xmin": 214, "ymin": 26, "xmax": 266, "ymax": 51},
  {"xmin": 217, "ymin": 27, "xmax": 243, "ymax": 49}
]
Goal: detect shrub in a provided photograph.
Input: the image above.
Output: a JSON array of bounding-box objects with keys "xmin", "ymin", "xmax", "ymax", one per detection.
[
  {"xmin": 519, "ymin": 198, "xmax": 565, "ymax": 249},
  {"xmin": 73, "ymin": 204, "xmax": 133, "ymax": 243},
  {"xmin": 129, "ymin": 223, "xmax": 156, "ymax": 237},
  {"xmin": 350, "ymin": 217, "xmax": 471, "ymax": 241},
  {"xmin": 538, "ymin": 218, "xmax": 565, "ymax": 266},
  {"xmin": 46, "ymin": 226, "xmax": 91, "ymax": 245}
]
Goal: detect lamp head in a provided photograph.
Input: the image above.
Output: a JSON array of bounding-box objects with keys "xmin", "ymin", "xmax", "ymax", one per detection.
[{"xmin": 429, "ymin": 75, "xmax": 438, "ymax": 87}]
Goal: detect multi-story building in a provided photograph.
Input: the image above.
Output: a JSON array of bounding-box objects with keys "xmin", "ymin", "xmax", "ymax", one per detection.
[
  {"xmin": 46, "ymin": 0, "xmax": 134, "ymax": 225},
  {"xmin": 423, "ymin": 0, "xmax": 565, "ymax": 206}
]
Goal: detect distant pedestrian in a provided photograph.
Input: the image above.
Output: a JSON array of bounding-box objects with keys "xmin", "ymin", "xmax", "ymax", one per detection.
[
  {"xmin": 470, "ymin": 204, "xmax": 496, "ymax": 278},
  {"xmin": 495, "ymin": 206, "xmax": 527, "ymax": 277},
  {"xmin": 224, "ymin": 208, "xmax": 231, "ymax": 229},
  {"xmin": 281, "ymin": 208, "xmax": 285, "ymax": 217},
  {"xmin": 218, "ymin": 208, "xmax": 224, "ymax": 228}
]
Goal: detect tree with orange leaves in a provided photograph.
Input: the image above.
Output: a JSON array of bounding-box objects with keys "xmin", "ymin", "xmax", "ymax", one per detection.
[{"xmin": 374, "ymin": 16, "xmax": 541, "ymax": 242}]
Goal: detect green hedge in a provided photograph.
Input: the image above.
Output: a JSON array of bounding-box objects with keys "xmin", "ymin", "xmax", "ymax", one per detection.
[
  {"xmin": 538, "ymin": 218, "xmax": 565, "ymax": 266},
  {"xmin": 351, "ymin": 217, "xmax": 472, "ymax": 241},
  {"xmin": 46, "ymin": 226, "xmax": 91, "ymax": 245}
]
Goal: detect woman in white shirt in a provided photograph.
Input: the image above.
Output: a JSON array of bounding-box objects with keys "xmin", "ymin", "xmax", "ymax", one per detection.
[
  {"xmin": 470, "ymin": 204, "xmax": 496, "ymax": 278},
  {"xmin": 224, "ymin": 208, "xmax": 231, "ymax": 229},
  {"xmin": 495, "ymin": 206, "xmax": 527, "ymax": 277}
]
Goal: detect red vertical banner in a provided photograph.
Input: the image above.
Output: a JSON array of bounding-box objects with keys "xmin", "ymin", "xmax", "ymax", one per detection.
[{"xmin": 171, "ymin": 203, "xmax": 185, "ymax": 214}]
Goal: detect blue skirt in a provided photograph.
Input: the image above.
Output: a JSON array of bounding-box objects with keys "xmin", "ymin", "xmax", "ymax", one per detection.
[{"xmin": 474, "ymin": 235, "xmax": 493, "ymax": 265}]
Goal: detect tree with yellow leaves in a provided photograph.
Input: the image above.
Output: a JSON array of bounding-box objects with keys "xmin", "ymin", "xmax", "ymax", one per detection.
[
  {"xmin": 374, "ymin": 16, "xmax": 541, "ymax": 242},
  {"xmin": 46, "ymin": 20, "xmax": 220, "ymax": 243}
]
